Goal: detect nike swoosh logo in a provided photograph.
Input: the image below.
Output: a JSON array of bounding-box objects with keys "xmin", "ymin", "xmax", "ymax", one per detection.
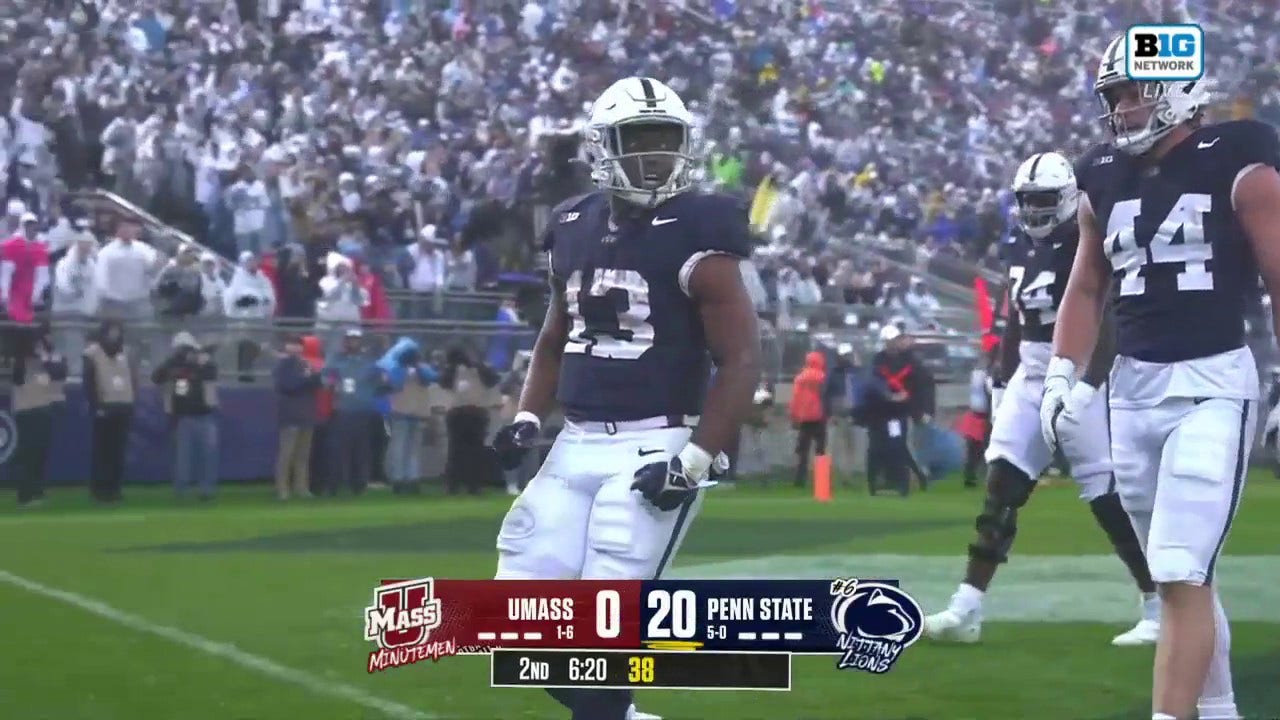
[
  {"xmin": 638, "ymin": 448, "xmax": 664, "ymax": 457},
  {"xmin": 651, "ymin": 217, "xmax": 678, "ymax": 226},
  {"xmin": 1198, "ymin": 138, "xmax": 1219, "ymax": 149}
]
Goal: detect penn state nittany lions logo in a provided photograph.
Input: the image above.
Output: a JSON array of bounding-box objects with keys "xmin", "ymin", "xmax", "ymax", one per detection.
[
  {"xmin": 829, "ymin": 578, "xmax": 922, "ymax": 674},
  {"xmin": 0, "ymin": 410, "xmax": 17, "ymax": 465}
]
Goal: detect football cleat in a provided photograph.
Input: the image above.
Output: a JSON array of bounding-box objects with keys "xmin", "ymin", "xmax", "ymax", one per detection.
[
  {"xmin": 922, "ymin": 608, "xmax": 982, "ymax": 643},
  {"xmin": 628, "ymin": 705, "xmax": 662, "ymax": 720},
  {"xmin": 1111, "ymin": 618, "xmax": 1160, "ymax": 646}
]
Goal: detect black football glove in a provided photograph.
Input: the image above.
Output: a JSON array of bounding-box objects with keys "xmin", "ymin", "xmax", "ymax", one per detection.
[
  {"xmin": 631, "ymin": 456, "xmax": 702, "ymax": 512},
  {"xmin": 492, "ymin": 419, "xmax": 540, "ymax": 471}
]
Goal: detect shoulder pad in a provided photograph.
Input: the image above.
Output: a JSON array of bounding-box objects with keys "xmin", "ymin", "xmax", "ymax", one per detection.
[
  {"xmin": 681, "ymin": 192, "xmax": 753, "ymax": 259},
  {"xmin": 543, "ymin": 192, "xmax": 604, "ymax": 253},
  {"xmin": 550, "ymin": 192, "xmax": 601, "ymax": 220},
  {"xmin": 1073, "ymin": 143, "xmax": 1117, "ymax": 192},
  {"xmin": 1212, "ymin": 119, "xmax": 1280, "ymax": 172}
]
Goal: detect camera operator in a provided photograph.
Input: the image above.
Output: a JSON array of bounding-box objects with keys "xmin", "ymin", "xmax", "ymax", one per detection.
[{"xmin": 152, "ymin": 332, "xmax": 220, "ymax": 500}]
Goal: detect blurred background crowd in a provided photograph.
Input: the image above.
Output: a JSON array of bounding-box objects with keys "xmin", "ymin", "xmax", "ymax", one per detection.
[{"xmin": 3, "ymin": 0, "xmax": 1280, "ymax": 502}]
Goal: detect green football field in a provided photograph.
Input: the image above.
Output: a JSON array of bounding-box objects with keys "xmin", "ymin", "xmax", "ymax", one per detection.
[{"xmin": 2, "ymin": 476, "xmax": 1277, "ymax": 720}]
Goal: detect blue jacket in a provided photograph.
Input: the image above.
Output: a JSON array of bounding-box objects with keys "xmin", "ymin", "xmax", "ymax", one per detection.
[
  {"xmin": 377, "ymin": 337, "xmax": 439, "ymax": 392},
  {"xmin": 324, "ymin": 351, "xmax": 387, "ymax": 414}
]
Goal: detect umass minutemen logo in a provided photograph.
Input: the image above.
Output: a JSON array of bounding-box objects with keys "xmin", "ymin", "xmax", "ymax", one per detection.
[{"xmin": 363, "ymin": 578, "xmax": 454, "ymax": 672}]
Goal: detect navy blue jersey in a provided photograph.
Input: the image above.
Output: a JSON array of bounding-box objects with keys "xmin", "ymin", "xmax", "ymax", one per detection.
[
  {"xmin": 1075, "ymin": 120, "xmax": 1280, "ymax": 363},
  {"xmin": 543, "ymin": 190, "xmax": 752, "ymax": 422},
  {"xmin": 1003, "ymin": 221, "xmax": 1079, "ymax": 344}
]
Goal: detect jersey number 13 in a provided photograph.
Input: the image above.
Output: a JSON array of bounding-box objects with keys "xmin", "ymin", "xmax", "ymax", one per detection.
[
  {"xmin": 1106, "ymin": 193, "xmax": 1213, "ymax": 297},
  {"xmin": 565, "ymin": 269, "xmax": 656, "ymax": 360}
]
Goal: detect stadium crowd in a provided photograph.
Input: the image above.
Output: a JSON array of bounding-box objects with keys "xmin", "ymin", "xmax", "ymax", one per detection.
[{"xmin": 6, "ymin": 0, "xmax": 1279, "ymax": 339}]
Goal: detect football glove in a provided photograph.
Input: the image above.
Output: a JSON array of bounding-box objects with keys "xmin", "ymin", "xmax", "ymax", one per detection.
[
  {"xmin": 631, "ymin": 444, "xmax": 717, "ymax": 512},
  {"xmin": 1053, "ymin": 381, "xmax": 1099, "ymax": 460},
  {"xmin": 492, "ymin": 412, "xmax": 540, "ymax": 471},
  {"xmin": 1038, "ymin": 357, "xmax": 1075, "ymax": 452}
]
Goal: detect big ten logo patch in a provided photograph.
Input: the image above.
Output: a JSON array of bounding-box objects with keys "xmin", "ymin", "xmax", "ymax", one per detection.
[{"xmin": 1126, "ymin": 24, "xmax": 1204, "ymax": 82}]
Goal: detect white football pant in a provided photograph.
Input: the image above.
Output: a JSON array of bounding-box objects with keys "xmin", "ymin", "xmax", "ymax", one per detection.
[
  {"xmin": 985, "ymin": 365, "xmax": 1113, "ymax": 499},
  {"xmin": 1110, "ymin": 396, "xmax": 1255, "ymax": 585},
  {"xmin": 495, "ymin": 422, "xmax": 702, "ymax": 581}
]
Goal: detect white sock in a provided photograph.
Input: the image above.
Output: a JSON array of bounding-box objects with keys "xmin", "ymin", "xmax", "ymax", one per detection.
[
  {"xmin": 951, "ymin": 583, "xmax": 984, "ymax": 615},
  {"xmin": 1141, "ymin": 592, "xmax": 1160, "ymax": 622},
  {"xmin": 1198, "ymin": 592, "xmax": 1236, "ymax": 719},
  {"xmin": 1152, "ymin": 714, "xmax": 1176, "ymax": 720}
]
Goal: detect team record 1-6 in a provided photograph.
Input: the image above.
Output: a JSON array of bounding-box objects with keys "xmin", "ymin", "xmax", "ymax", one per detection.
[
  {"xmin": 423, "ymin": 579, "xmax": 892, "ymax": 653},
  {"xmin": 489, "ymin": 649, "xmax": 792, "ymax": 691}
]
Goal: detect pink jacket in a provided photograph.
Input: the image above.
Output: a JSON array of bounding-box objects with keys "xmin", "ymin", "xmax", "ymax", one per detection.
[{"xmin": 0, "ymin": 235, "xmax": 49, "ymax": 324}]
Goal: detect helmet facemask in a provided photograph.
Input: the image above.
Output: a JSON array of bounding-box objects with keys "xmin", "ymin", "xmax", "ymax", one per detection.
[
  {"xmin": 1015, "ymin": 189, "xmax": 1066, "ymax": 240},
  {"xmin": 1096, "ymin": 78, "xmax": 1196, "ymax": 156},
  {"xmin": 587, "ymin": 118, "xmax": 696, "ymax": 207}
]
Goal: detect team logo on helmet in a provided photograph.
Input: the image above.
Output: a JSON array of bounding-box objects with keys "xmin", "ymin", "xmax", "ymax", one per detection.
[{"xmin": 0, "ymin": 410, "xmax": 18, "ymax": 465}]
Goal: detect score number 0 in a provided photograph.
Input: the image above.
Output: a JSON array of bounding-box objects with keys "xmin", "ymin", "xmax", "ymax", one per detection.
[{"xmin": 581, "ymin": 589, "xmax": 696, "ymax": 641}]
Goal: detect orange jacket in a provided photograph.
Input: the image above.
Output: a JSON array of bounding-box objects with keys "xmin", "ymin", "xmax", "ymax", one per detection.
[
  {"xmin": 789, "ymin": 351, "xmax": 827, "ymax": 423},
  {"xmin": 302, "ymin": 335, "xmax": 334, "ymax": 421}
]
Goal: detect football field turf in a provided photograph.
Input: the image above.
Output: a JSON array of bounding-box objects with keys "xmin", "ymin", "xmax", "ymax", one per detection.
[{"xmin": 2, "ymin": 476, "xmax": 1277, "ymax": 720}]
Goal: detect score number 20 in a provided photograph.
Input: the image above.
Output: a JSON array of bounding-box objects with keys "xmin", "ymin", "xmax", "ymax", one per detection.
[{"xmin": 583, "ymin": 589, "xmax": 698, "ymax": 641}]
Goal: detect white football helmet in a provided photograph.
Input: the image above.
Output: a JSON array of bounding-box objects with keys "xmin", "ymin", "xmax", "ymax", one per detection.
[
  {"xmin": 583, "ymin": 77, "xmax": 699, "ymax": 207},
  {"xmin": 1010, "ymin": 151, "xmax": 1078, "ymax": 240},
  {"xmin": 1095, "ymin": 34, "xmax": 1210, "ymax": 155}
]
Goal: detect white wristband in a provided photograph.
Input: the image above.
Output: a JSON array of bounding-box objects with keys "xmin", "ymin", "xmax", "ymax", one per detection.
[
  {"xmin": 513, "ymin": 411, "xmax": 541, "ymax": 428},
  {"xmin": 1046, "ymin": 356, "xmax": 1077, "ymax": 382},
  {"xmin": 677, "ymin": 443, "xmax": 715, "ymax": 480}
]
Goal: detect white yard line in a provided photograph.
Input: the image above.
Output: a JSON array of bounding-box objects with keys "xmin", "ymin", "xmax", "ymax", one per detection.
[{"xmin": 0, "ymin": 570, "xmax": 435, "ymax": 720}]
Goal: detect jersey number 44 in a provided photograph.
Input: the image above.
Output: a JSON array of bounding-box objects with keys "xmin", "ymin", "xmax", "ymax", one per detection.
[{"xmin": 1107, "ymin": 193, "xmax": 1213, "ymax": 297}]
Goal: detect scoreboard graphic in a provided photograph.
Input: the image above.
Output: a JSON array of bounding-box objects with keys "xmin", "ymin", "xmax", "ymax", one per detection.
[{"xmin": 363, "ymin": 577, "xmax": 923, "ymax": 688}]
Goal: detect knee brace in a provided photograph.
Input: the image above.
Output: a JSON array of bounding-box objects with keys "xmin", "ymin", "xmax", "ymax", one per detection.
[
  {"xmin": 969, "ymin": 459, "xmax": 1036, "ymax": 565},
  {"xmin": 1089, "ymin": 492, "xmax": 1156, "ymax": 592}
]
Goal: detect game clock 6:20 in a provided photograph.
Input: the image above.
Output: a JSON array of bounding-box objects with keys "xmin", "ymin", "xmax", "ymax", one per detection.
[{"xmin": 490, "ymin": 649, "xmax": 792, "ymax": 690}]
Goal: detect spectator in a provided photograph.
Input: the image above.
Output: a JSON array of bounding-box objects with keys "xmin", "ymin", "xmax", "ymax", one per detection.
[
  {"xmin": 379, "ymin": 337, "xmax": 439, "ymax": 495},
  {"xmin": 302, "ymin": 335, "xmax": 336, "ymax": 496},
  {"xmin": 904, "ymin": 277, "xmax": 942, "ymax": 316},
  {"xmin": 439, "ymin": 346, "xmax": 501, "ymax": 495},
  {"xmin": 275, "ymin": 244, "xmax": 319, "ymax": 321},
  {"xmin": 321, "ymin": 330, "xmax": 385, "ymax": 496},
  {"xmin": 788, "ymin": 351, "xmax": 828, "ymax": 488},
  {"xmin": 273, "ymin": 334, "xmax": 323, "ymax": 501},
  {"xmin": 52, "ymin": 230, "xmax": 98, "ymax": 370},
  {"xmin": 226, "ymin": 165, "xmax": 270, "ymax": 257},
  {"xmin": 352, "ymin": 255, "xmax": 391, "ymax": 324},
  {"xmin": 444, "ymin": 240, "xmax": 477, "ymax": 292},
  {"xmin": 317, "ymin": 255, "xmax": 369, "ymax": 350},
  {"xmin": 10, "ymin": 327, "xmax": 67, "ymax": 508},
  {"xmin": 197, "ymin": 253, "xmax": 227, "ymax": 320},
  {"xmin": 1, "ymin": 212, "xmax": 51, "ymax": 339},
  {"xmin": 152, "ymin": 332, "xmax": 219, "ymax": 501},
  {"xmin": 95, "ymin": 217, "xmax": 160, "ymax": 364},
  {"xmin": 154, "ymin": 245, "xmax": 205, "ymax": 321},
  {"xmin": 224, "ymin": 251, "xmax": 277, "ymax": 380},
  {"xmin": 401, "ymin": 227, "xmax": 446, "ymax": 314},
  {"xmin": 486, "ymin": 296, "xmax": 525, "ymax": 372},
  {"xmin": 82, "ymin": 320, "xmax": 135, "ymax": 504}
]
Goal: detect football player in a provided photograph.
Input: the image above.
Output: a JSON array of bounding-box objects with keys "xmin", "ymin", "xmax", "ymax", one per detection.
[
  {"xmin": 923, "ymin": 151, "xmax": 1159, "ymax": 646},
  {"xmin": 490, "ymin": 77, "xmax": 761, "ymax": 720},
  {"xmin": 1043, "ymin": 35, "xmax": 1280, "ymax": 720}
]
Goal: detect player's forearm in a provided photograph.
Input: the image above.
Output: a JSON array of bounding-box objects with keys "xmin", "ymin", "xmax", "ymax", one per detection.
[
  {"xmin": 516, "ymin": 343, "xmax": 563, "ymax": 420},
  {"xmin": 1051, "ymin": 288, "xmax": 1104, "ymax": 376},
  {"xmin": 1081, "ymin": 302, "xmax": 1116, "ymax": 387},
  {"xmin": 691, "ymin": 352, "xmax": 761, "ymax": 456},
  {"xmin": 997, "ymin": 312, "xmax": 1022, "ymax": 383}
]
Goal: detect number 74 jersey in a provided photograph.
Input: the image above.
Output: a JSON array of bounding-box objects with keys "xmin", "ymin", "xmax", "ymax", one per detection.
[
  {"xmin": 542, "ymin": 190, "xmax": 753, "ymax": 422},
  {"xmin": 1075, "ymin": 119, "xmax": 1280, "ymax": 364}
]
